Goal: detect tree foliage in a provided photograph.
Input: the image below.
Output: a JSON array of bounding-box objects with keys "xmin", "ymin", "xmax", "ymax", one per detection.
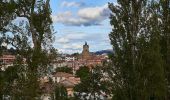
[
  {"xmin": 74, "ymin": 66, "xmax": 110, "ymax": 100},
  {"xmin": 55, "ymin": 66, "xmax": 73, "ymax": 74},
  {"xmin": 108, "ymin": 0, "xmax": 166, "ymax": 99},
  {"xmin": 75, "ymin": 66, "xmax": 90, "ymax": 80},
  {"xmin": 159, "ymin": 0, "xmax": 170, "ymax": 99},
  {"xmin": 54, "ymin": 84, "xmax": 68, "ymax": 100},
  {"xmin": 0, "ymin": 0, "xmax": 56, "ymax": 99}
]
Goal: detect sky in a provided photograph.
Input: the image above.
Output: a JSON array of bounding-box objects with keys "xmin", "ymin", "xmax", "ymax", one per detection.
[{"xmin": 50, "ymin": 0, "xmax": 116, "ymax": 54}]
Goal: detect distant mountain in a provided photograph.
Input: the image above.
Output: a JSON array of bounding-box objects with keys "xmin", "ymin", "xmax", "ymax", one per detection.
[{"xmin": 93, "ymin": 49, "xmax": 113, "ymax": 55}]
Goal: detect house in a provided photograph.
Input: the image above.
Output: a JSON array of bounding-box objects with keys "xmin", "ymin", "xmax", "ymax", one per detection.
[
  {"xmin": 52, "ymin": 72, "xmax": 80, "ymax": 96},
  {"xmin": 52, "ymin": 72, "xmax": 75, "ymax": 83},
  {"xmin": 40, "ymin": 82, "xmax": 54, "ymax": 100},
  {"xmin": 65, "ymin": 55, "xmax": 76, "ymax": 62},
  {"xmin": 0, "ymin": 54, "xmax": 15, "ymax": 65},
  {"xmin": 59, "ymin": 78, "xmax": 80, "ymax": 97}
]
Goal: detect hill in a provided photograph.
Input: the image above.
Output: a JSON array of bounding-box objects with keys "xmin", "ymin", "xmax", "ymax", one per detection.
[{"xmin": 94, "ymin": 49, "xmax": 113, "ymax": 55}]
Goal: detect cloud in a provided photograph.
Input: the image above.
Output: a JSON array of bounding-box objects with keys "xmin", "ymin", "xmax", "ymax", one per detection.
[
  {"xmin": 66, "ymin": 33, "xmax": 86, "ymax": 40},
  {"xmin": 52, "ymin": 11, "xmax": 72, "ymax": 22},
  {"xmin": 54, "ymin": 29, "xmax": 112, "ymax": 53},
  {"xmin": 78, "ymin": 4, "xmax": 109, "ymax": 20},
  {"xmin": 63, "ymin": 43, "xmax": 82, "ymax": 50},
  {"xmin": 52, "ymin": 4, "xmax": 110, "ymax": 26},
  {"xmin": 52, "ymin": 11, "xmax": 88, "ymax": 26},
  {"xmin": 61, "ymin": 1, "xmax": 85, "ymax": 7},
  {"xmin": 58, "ymin": 49, "xmax": 81, "ymax": 54},
  {"xmin": 56, "ymin": 43, "xmax": 82, "ymax": 54},
  {"xmin": 55, "ymin": 31, "xmax": 87, "ymax": 44},
  {"xmin": 56, "ymin": 38, "xmax": 69, "ymax": 44}
]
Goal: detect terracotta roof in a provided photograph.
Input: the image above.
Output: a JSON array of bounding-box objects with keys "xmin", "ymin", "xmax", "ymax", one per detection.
[
  {"xmin": 68, "ymin": 78, "xmax": 80, "ymax": 85},
  {"xmin": 59, "ymin": 79, "xmax": 75, "ymax": 88},
  {"xmin": 58, "ymin": 77, "xmax": 80, "ymax": 88},
  {"xmin": 53, "ymin": 72, "xmax": 74, "ymax": 78}
]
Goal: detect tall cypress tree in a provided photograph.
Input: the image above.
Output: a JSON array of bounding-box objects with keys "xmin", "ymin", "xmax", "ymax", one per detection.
[
  {"xmin": 109, "ymin": 0, "xmax": 147, "ymax": 99},
  {"xmin": 137, "ymin": 1, "xmax": 166, "ymax": 99},
  {"xmin": 108, "ymin": 0, "xmax": 166, "ymax": 99},
  {"xmin": 159, "ymin": 0, "xmax": 170, "ymax": 99}
]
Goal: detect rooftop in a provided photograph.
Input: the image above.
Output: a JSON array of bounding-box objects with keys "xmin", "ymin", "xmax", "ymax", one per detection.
[{"xmin": 53, "ymin": 72, "xmax": 74, "ymax": 78}]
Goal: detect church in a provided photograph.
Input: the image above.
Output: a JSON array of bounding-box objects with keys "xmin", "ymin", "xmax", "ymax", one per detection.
[
  {"xmin": 81, "ymin": 42, "xmax": 91, "ymax": 60},
  {"xmin": 76, "ymin": 42, "xmax": 107, "ymax": 68}
]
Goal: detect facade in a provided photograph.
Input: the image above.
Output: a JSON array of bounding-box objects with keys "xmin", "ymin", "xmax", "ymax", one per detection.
[
  {"xmin": 81, "ymin": 42, "xmax": 91, "ymax": 60},
  {"xmin": 0, "ymin": 54, "xmax": 16, "ymax": 65},
  {"xmin": 53, "ymin": 60, "xmax": 67, "ymax": 68},
  {"xmin": 52, "ymin": 72, "xmax": 75, "ymax": 83},
  {"xmin": 52, "ymin": 42, "xmax": 108, "ymax": 72},
  {"xmin": 77, "ymin": 42, "xmax": 107, "ymax": 69},
  {"xmin": 40, "ymin": 82, "xmax": 54, "ymax": 100},
  {"xmin": 65, "ymin": 55, "xmax": 76, "ymax": 61},
  {"xmin": 40, "ymin": 72, "xmax": 80, "ymax": 99},
  {"xmin": 38, "ymin": 42, "xmax": 109, "ymax": 99},
  {"xmin": 52, "ymin": 55, "xmax": 77, "ymax": 70},
  {"xmin": 52, "ymin": 72, "xmax": 80, "ymax": 96}
]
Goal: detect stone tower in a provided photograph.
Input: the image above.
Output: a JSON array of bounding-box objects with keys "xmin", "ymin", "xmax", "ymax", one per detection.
[{"xmin": 81, "ymin": 42, "xmax": 91, "ymax": 59}]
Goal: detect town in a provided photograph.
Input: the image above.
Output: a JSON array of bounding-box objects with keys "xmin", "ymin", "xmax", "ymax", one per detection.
[
  {"xmin": 1, "ymin": 0, "xmax": 170, "ymax": 100},
  {"xmin": 0, "ymin": 42, "xmax": 110, "ymax": 99}
]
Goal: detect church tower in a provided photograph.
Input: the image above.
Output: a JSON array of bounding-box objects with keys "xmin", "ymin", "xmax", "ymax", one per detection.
[{"xmin": 81, "ymin": 42, "xmax": 91, "ymax": 59}]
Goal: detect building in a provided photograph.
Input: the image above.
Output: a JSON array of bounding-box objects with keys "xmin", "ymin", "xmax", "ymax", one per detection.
[
  {"xmin": 40, "ymin": 82, "xmax": 54, "ymax": 100},
  {"xmin": 51, "ymin": 42, "xmax": 108, "ymax": 73},
  {"xmin": 52, "ymin": 72, "xmax": 75, "ymax": 83},
  {"xmin": 76, "ymin": 42, "xmax": 107, "ymax": 69},
  {"xmin": 59, "ymin": 78, "xmax": 80, "ymax": 96},
  {"xmin": 39, "ymin": 72, "xmax": 80, "ymax": 99},
  {"xmin": 65, "ymin": 55, "xmax": 76, "ymax": 62},
  {"xmin": 0, "ymin": 54, "xmax": 16, "ymax": 65},
  {"xmin": 52, "ymin": 72, "xmax": 80, "ymax": 96},
  {"xmin": 81, "ymin": 42, "xmax": 91, "ymax": 60}
]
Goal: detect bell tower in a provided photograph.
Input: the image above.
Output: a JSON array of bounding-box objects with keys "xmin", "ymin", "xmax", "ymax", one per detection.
[
  {"xmin": 83, "ymin": 42, "xmax": 89, "ymax": 52},
  {"xmin": 81, "ymin": 42, "xmax": 90, "ymax": 59}
]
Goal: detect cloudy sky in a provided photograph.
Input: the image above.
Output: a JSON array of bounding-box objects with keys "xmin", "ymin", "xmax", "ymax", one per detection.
[{"xmin": 50, "ymin": 0, "xmax": 116, "ymax": 54}]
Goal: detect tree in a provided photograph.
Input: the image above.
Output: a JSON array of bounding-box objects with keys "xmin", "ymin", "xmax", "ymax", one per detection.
[
  {"xmin": 12, "ymin": 0, "xmax": 53, "ymax": 99},
  {"xmin": 159, "ymin": 0, "xmax": 170, "ymax": 99},
  {"xmin": 0, "ymin": 1, "xmax": 18, "ymax": 99},
  {"xmin": 54, "ymin": 84, "xmax": 68, "ymax": 100},
  {"xmin": 0, "ymin": 0, "xmax": 55, "ymax": 99},
  {"xmin": 108, "ymin": 0, "xmax": 166, "ymax": 99},
  {"xmin": 0, "ymin": 0, "xmax": 17, "ymax": 32},
  {"xmin": 76, "ymin": 66, "xmax": 90, "ymax": 80},
  {"xmin": 0, "ymin": 65, "xmax": 20, "ymax": 100},
  {"xmin": 0, "ymin": 0, "xmax": 17, "ymax": 57},
  {"xmin": 71, "ymin": 53, "xmax": 80, "ymax": 56},
  {"xmin": 55, "ymin": 66, "xmax": 73, "ymax": 74},
  {"xmin": 74, "ymin": 66, "xmax": 109, "ymax": 100}
]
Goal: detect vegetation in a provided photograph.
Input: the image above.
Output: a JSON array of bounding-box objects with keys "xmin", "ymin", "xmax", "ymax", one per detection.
[
  {"xmin": 108, "ymin": 0, "xmax": 169, "ymax": 99},
  {"xmin": 75, "ymin": 66, "xmax": 90, "ymax": 80},
  {"xmin": 55, "ymin": 66, "xmax": 73, "ymax": 74},
  {"xmin": 0, "ymin": 0, "xmax": 56, "ymax": 99},
  {"xmin": 74, "ymin": 66, "xmax": 110, "ymax": 99},
  {"xmin": 1, "ymin": 0, "xmax": 170, "ymax": 100},
  {"xmin": 54, "ymin": 84, "xmax": 68, "ymax": 100}
]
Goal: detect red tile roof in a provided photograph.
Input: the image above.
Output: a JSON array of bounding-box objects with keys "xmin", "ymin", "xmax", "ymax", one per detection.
[{"xmin": 53, "ymin": 72, "xmax": 74, "ymax": 78}]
